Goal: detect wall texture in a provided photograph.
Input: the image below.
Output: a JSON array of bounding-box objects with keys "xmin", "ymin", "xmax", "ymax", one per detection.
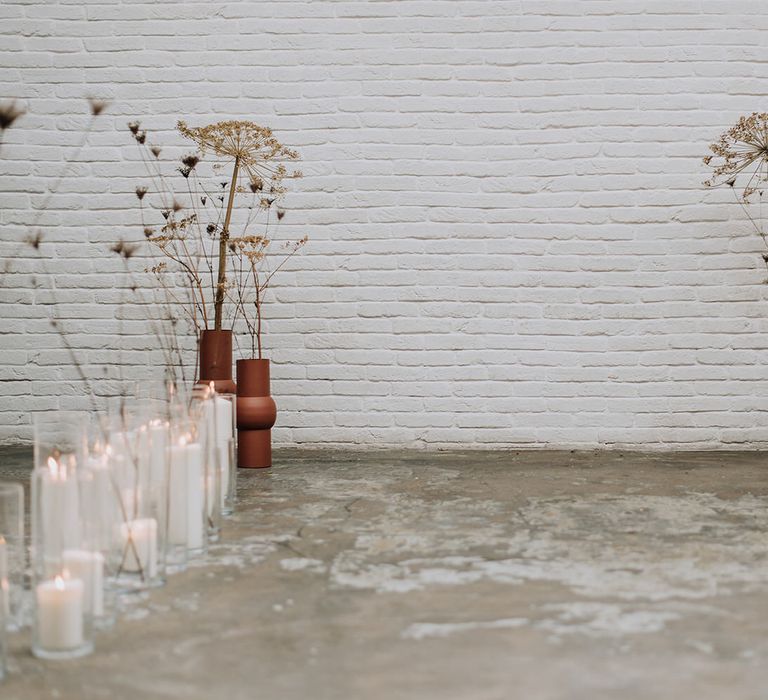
[{"xmin": 2, "ymin": 0, "xmax": 768, "ymax": 448}]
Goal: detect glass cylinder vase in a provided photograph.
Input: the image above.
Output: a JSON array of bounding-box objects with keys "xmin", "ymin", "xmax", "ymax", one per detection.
[
  {"xmin": 213, "ymin": 392, "xmax": 237, "ymax": 516},
  {"xmin": 31, "ymin": 460, "xmax": 94, "ymax": 660},
  {"xmin": 103, "ymin": 405, "xmax": 168, "ymax": 591},
  {"xmin": 190, "ymin": 386, "xmax": 222, "ymax": 546},
  {"xmin": 0, "ymin": 482, "xmax": 25, "ymax": 631}
]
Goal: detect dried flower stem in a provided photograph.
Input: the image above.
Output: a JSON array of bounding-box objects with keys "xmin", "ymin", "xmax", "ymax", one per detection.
[{"xmin": 215, "ymin": 155, "xmax": 239, "ymax": 330}]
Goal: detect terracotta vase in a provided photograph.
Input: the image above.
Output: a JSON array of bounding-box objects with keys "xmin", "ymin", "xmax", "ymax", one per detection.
[
  {"xmin": 236, "ymin": 359, "xmax": 277, "ymax": 469},
  {"xmin": 198, "ymin": 330, "xmax": 236, "ymax": 394}
]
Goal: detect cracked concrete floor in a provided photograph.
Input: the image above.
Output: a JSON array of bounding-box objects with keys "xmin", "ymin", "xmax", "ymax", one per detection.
[{"xmin": 1, "ymin": 448, "xmax": 767, "ymax": 699}]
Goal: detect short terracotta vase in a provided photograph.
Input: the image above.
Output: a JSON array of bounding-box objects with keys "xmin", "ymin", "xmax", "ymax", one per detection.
[
  {"xmin": 236, "ymin": 359, "xmax": 277, "ymax": 469},
  {"xmin": 198, "ymin": 329, "xmax": 236, "ymax": 394}
]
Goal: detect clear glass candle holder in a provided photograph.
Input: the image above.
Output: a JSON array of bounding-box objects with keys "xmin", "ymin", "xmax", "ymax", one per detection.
[
  {"xmin": 33, "ymin": 412, "xmax": 87, "ymax": 471},
  {"xmin": 190, "ymin": 388, "xmax": 222, "ymax": 545},
  {"xmin": 31, "ymin": 462, "xmax": 94, "ymax": 660},
  {"xmin": 76, "ymin": 458, "xmax": 117, "ymax": 630},
  {"xmin": 0, "ymin": 590, "xmax": 6, "ymax": 681},
  {"xmin": 0, "ymin": 482, "xmax": 25, "ymax": 631},
  {"xmin": 164, "ymin": 420, "xmax": 189, "ymax": 573},
  {"xmin": 214, "ymin": 393, "xmax": 237, "ymax": 516},
  {"xmin": 103, "ymin": 406, "xmax": 168, "ymax": 591},
  {"xmin": 219, "ymin": 437, "xmax": 236, "ymax": 517},
  {"xmin": 173, "ymin": 404, "xmax": 208, "ymax": 557}
]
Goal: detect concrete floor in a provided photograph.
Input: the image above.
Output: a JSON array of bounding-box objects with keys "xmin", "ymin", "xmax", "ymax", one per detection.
[{"xmin": 1, "ymin": 448, "xmax": 767, "ymax": 699}]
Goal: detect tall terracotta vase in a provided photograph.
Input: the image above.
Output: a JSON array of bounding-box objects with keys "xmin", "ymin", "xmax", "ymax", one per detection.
[
  {"xmin": 236, "ymin": 359, "xmax": 277, "ymax": 469},
  {"xmin": 198, "ymin": 330, "xmax": 236, "ymax": 394}
]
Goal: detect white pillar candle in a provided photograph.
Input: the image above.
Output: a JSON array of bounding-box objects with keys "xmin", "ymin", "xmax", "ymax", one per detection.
[
  {"xmin": 119, "ymin": 519, "xmax": 157, "ymax": 578},
  {"xmin": 62, "ymin": 550, "xmax": 104, "ymax": 617},
  {"xmin": 212, "ymin": 397, "xmax": 233, "ymax": 444},
  {"xmin": 36, "ymin": 576, "xmax": 84, "ymax": 650},
  {"xmin": 167, "ymin": 441, "xmax": 189, "ymax": 546},
  {"xmin": 185, "ymin": 442, "xmax": 204, "ymax": 551}
]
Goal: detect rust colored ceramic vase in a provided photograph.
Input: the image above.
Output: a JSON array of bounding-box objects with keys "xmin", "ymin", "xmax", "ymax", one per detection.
[
  {"xmin": 236, "ymin": 359, "xmax": 277, "ymax": 469},
  {"xmin": 198, "ymin": 330, "xmax": 236, "ymax": 394}
]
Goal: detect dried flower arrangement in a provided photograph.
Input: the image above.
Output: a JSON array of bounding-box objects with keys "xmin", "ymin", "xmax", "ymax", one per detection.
[
  {"xmin": 129, "ymin": 119, "xmax": 306, "ymax": 357},
  {"xmin": 704, "ymin": 112, "xmax": 768, "ymax": 261}
]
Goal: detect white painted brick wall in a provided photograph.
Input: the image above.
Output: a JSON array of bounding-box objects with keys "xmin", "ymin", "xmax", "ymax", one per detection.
[{"xmin": 2, "ymin": 0, "xmax": 768, "ymax": 449}]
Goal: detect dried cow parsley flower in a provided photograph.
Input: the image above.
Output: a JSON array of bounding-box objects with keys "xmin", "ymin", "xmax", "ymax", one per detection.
[
  {"xmin": 177, "ymin": 119, "xmax": 301, "ymax": 197},
  {"xmin": 704, "ymin": 112, "xmax": 768, "ymax": 202}
]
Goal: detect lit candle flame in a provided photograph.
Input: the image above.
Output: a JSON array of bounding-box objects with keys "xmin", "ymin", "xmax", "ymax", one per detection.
[
  {"xmin": 46, "ymin": 456, "xmax": 61, "ymax": 477},
  {"xmin": 54, "ymin": 575, "xmax": 65, "ymax": 590}
]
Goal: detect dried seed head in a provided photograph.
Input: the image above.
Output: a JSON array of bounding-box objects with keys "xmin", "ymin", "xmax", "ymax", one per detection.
[
  {"xmin": 87, "ymin": 98, "xmax": 109, "ymax": 116},
  {"xmin": 172, "ymin": 199, "xmax": 182, "ymax": 212},
  {"xmin": 206, "ymin": 223, "xmax": 216, "ymax": 234},
  {"xmin": 128, "ymin": 121, "xmax": 140, "ymax": 135},
  {"xmin": 161, "ymin": 210, "xmax": 170, "ymax": 220},
  {"xmin": 178, "ymin": 166, "xmax": 191, "ymax": 179},
  {"xmin": 0, "ymin": 101, "xmax": 25, "ymax": 131},
  {"xmin": 110, "ymin": 240, "xmax": 138, "ymax": 259},
  {"xmin": 144, "ymin": 227, "xmax": 154, "ymax": 238},
  {"xmin": 150, "ymin": 145, "xmax": 162, "ymax": 158},
  {"xmin": 704, "ymin": 112, "xmax": 768, "ymax": 202},
  {"xmin": 276, "ymin": 208, "xmax": 285, "ymax": 221},
  {"xmin": 176, "ymin": 119, "xmax": 301, "ymax": 198},
  {"xmin": 181, "ymin": 154, "xmax": 200, "ymax": 169},
  {"xmin": 135, "ymin": 186, "xmax": 148, "ymax": 201},
  {"xmin": 136, "ymin": 131, "xmax": 146, "ymax": 145},
  {"xmin": 249, "ymin": 178, "xmax": 263, "ymax": 193},
  {"xmin": 201, "ymin": 196, "xmax": 207, "ymax": 205}
]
